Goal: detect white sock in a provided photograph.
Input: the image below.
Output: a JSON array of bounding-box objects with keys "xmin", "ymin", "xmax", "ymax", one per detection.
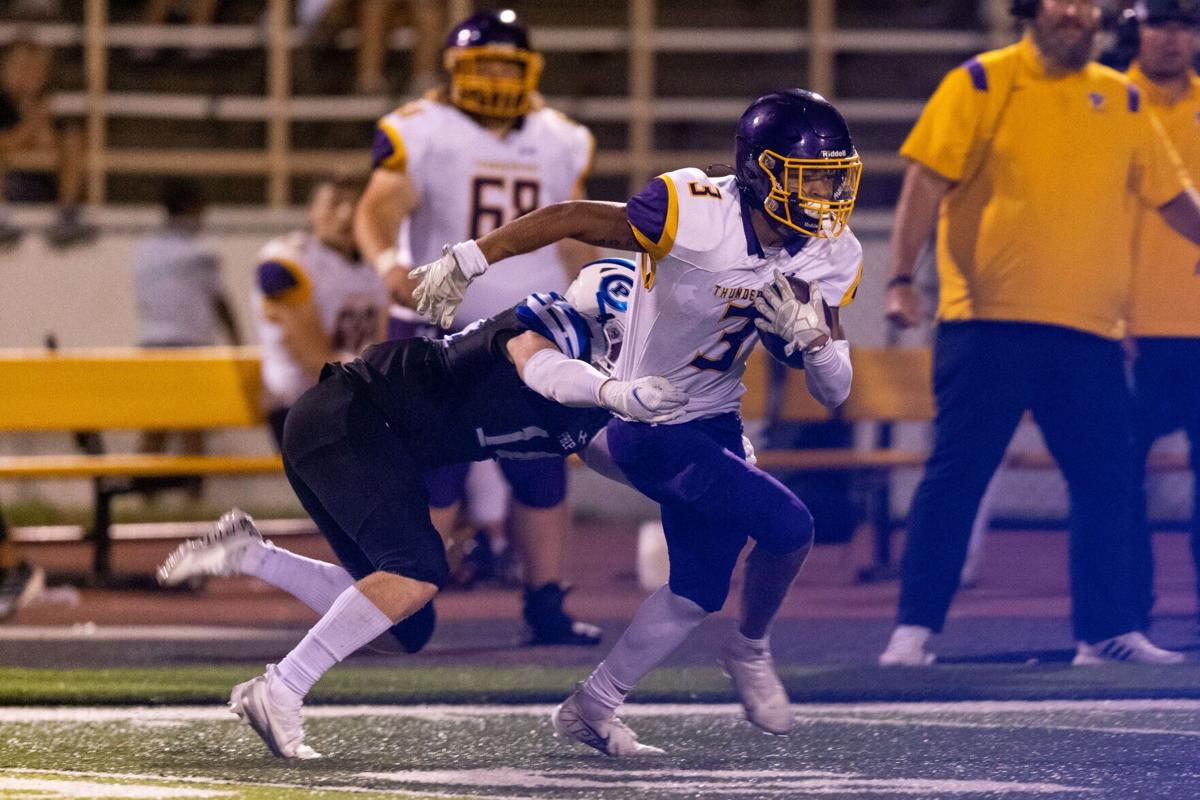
[
  {"xmin": 731, "ymin": 629, "xmax": 770, "ymax": 655},
  {"xmin": 891, "ymin": 624, "xmax": 933, "ymax": 645},
  {"xmin": 240, "ymin": 541, "xmax": 355, "ymax": 615},
  {"xmin": 581, "ymin": 585, "xmax": 708, "ymax": 713},
  {"xmin": 272, "ymin": 585, "xmax": 393, "ymax": 701}
]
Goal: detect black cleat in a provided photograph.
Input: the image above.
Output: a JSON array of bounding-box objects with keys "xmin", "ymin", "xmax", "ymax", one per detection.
[
  {"xmin": 0, "ymin": 561, "xmax": 45, "ymax": 622},
  {"xmin": 389, "ymin": 601, "xmax": 436, "ymax": 653},
  {"xmin": 523, "ymin": 583, "xmax": 602, "ymax": 646}
]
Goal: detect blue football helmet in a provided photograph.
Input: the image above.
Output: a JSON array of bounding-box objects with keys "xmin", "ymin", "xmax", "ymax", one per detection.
[
  {"xmin": 734, "ymin": 89, "xmax": 862, "ymax": 239},
  {"xmin": 564, "ymin": 258, "xmax": 636, "ymax": 374},
  {"xmin": 444, "ymin": 10, "xmax": 544, "ymax": 119}
]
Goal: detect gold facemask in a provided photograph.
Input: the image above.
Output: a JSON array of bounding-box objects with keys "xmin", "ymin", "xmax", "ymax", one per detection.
[
  {"xmin": 757, "ymin": 149, "xmax": 862, "ymax": 238},
  {"xmin": 445, "ymin": 45, "xmax": 544, "ymax": 119}
]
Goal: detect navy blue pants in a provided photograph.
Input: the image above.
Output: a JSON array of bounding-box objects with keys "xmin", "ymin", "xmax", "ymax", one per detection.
[
  {"xmin": 898, "ymin": 321, "xmax": 1137, "ymax": 643},
  {"xmin": 1129, "ymin": 337, "xmax": 1200, "ymax": 627},
  {"xmin": 424, "ymin": 457, "xmax": 567, "ymax": 510},
  {"xmin": 607, "ymin": 412, "xmax": 814, "ymax": 613}
]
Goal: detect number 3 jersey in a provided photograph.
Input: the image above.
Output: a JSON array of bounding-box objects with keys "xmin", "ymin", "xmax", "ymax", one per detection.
[
  {"xmin": 254, "ymin": 231, "xmax": 389, "ymax": 407},
  {"xmin": 622, "ymin": 168, "xmax": 864, "ymax": 423},
  {"xmin": 373, "ymin": 98, "xmax": 593, "ymax": 327},
  {"xmin": 339, "ymin": 301, "xmax": 611, "ymax": 468}
]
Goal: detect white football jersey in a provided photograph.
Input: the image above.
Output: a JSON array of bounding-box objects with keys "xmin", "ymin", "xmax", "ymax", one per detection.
[
  {"xmin": 375, "ymin": 98, "xmax": 593, "ymax": 328},
  {"xmin": 253, "ymin": 231, "xmax": 389, "ymax": 406},
  {"xmin": 620, "ymin": 169, "xmax": 863, "ymax": 423}
]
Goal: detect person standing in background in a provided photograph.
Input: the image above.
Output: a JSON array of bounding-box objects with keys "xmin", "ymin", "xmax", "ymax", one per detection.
[
  {"xmin": 1123, "ymin": 0, "xmax": 1200, "ymax": 631},
  {"xmin": 880, "ymin": 0, "xmax": 1200, "ymax": 667},
  {"xmin": 132, "ymin": 178, "xmax": 241, "ymax": 476}
]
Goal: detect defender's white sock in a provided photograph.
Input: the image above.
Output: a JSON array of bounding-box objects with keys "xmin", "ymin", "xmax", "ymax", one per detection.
[
  {"xmin": 240, "ymin": 541, "xmax": 355, "ymax": 615},
  {"xmin": 581, "ymin": 585, "xmax": 709, "ymax": 712},
  {"xmin": 272, "ymin": 585, "xmax": 392, "ymax": 703}
]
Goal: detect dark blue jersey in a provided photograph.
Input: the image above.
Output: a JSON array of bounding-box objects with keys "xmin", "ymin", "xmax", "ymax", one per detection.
[{"xmin": 338, "ymin": 306, "xmax": 610, "ymax": 468}]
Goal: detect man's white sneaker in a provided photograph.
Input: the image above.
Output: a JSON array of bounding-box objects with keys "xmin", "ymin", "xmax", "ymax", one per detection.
[
  {"xmin": 157, "ymin": 508, "xmax": 263, "ymax": 586},
  {"xmin": 551, "ymin": 686, "xmax": 664, "ymax": 757},
  {"xmin": 878, "ymin": 625, "xmax": 936, "ymax": 667},
  {"xmin": 1072, "ymin": 631, "xmax": 1185, "ymax": 666},
  {"xmin": 229, "ymin": 665, "xmax": 320, "ymax": 759},
  {"xmin": 720, "ymin": 642, "xmax": 795, "ymax": 735}
]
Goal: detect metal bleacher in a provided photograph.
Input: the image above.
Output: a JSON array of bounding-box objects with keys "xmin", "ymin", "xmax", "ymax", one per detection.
[{"xmin": 0, "ymin": 0, "xmax": 1013, "ymax": 232}]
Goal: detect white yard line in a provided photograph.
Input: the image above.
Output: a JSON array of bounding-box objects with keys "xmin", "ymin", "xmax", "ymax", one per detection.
[
  {"xmin": 0, "ymin": 769, "xmax": 527, "ymax": 800},
  {"xmin": 1, "ymin": 699, "xmax": 1199, "ymax": 724}
]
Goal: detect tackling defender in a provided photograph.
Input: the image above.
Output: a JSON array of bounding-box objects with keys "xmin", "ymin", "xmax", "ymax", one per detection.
[
  {"xmin": 355, "ymin": 9, "xmax": 603, "ymax": 646},
  {"xmin": 411, "ymin": 89, "xmax": 863, "ymax": 754},
  {"xmin": 159, "ymin": 259, "xmax": 685, "ymax": 760}
]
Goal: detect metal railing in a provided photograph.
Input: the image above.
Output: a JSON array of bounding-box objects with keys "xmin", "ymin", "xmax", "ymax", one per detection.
[{"xmin": 10, "ymin": 0, "xmax": 1010, "ymax": 208}]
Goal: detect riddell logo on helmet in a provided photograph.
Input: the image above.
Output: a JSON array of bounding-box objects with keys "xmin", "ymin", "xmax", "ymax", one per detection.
[{"xmin": 821, "ymin": 150, "xmax": 848, "ymax": 158}]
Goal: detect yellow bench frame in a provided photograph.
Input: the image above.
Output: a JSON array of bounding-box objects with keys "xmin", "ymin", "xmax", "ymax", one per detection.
[{"xmin": 0, "ymin": 347, "xmax": 282, "ymax": 581}]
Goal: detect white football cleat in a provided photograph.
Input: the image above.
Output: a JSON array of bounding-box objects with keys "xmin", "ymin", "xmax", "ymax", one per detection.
[
  {"xmin": 878, "ymin": 625, "xmax": 936, "ymax": 667},
  {"xmin": 720, "ymin": 640, "xmax": 795, "ymax": 735},
  {"xmin": 551, "ymin": 686, "xmax": 664, "ymax": 757},
  {"xmin": 229, "ymin": 666, "xmax": 321, "ymax": 759},
  {"xmin": 157, "ymin": 508, "xmax": 263, "ymax": 586},
  {"xmin": 1072, "ymin": 631, "xmax": 1185, "ymax": 666}
]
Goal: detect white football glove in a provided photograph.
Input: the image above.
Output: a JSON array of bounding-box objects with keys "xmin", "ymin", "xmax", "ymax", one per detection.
[
  {"xmin": 599, "ymin": 376, "xmax": 689, "ymax": 424},
  {"xmin": 752, "ymin": 270, "xmax": 831, "ymax": 356},
  {"xmin": 410, "ymin": 241, "xmax": 488, "ymax": 328}
]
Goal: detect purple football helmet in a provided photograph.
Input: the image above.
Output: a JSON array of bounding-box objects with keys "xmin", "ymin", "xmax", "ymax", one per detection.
[
  {"xmin": 444, "ymin": 10, "xmax": 543, "ymax": 119},
  {"xmin": 734, "ymin": 89, "xmax": 862, "ymax": 239}
]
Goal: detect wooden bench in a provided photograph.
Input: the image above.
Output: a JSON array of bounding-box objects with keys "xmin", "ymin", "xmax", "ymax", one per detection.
[{"xmin": 0, "ymin": 347, "xmax": 282, "ymax": 583}]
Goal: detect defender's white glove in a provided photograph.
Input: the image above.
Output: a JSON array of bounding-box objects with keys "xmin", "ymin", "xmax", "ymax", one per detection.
[
  {"xmin": 753, "ymin": 270, "xmax": 831, "ymax": 356},
  {"xmin": 410, "ymin": 241, "xmax": 489, "ymax": 328},
  {"xmin": 599, "ymin": 376, "xmax": 689, "ymax": 424}
]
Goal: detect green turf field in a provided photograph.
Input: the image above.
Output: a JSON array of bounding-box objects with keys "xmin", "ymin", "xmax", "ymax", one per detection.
[
  {"xmin": 3, "ymin": 663, "xmax": 1200, "ymax": 705},
  {"xmin": 3, "ymin": 667, "xmax": 1200, "ymax": 798}
]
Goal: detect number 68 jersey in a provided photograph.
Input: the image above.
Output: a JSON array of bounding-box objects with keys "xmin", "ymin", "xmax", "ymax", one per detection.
[
  {"xmin": 621, "ymin": 168, "xmax": 864, "ymax": 423},
  {"xmin": 373, "ymin": 97, "xmax": 593, "ymax": 327}
]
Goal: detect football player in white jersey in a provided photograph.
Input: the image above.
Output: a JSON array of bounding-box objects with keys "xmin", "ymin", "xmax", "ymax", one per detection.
[
  {"xmin": 254, "ymin": 175, "xmax": 389, "ymax": 445},
  {"xmin": 410, "ymin": 89, "xmax": 863, "ymax": 755},
  {"xmin": 354, "ymin": 9, "xmax": 602, "ymax": 646}
]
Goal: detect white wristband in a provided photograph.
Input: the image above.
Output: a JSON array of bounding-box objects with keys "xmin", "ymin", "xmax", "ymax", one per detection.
[
  {"xmin": 803, "ymin": 338, "xmax": 852, "ymax": 409},
  {"xmin": 450, "ymin": 240, "xmax": 489, "ymax": 279}
]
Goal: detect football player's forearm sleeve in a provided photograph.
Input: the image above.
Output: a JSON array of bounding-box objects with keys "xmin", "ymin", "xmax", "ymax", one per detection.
[
  {"xmin": 803, "ymin": 339, "xmax": 852, "ymax": 408},
  {"xmin": 520, "ymin": 347, "xmax": 607, "ymax": 408}
]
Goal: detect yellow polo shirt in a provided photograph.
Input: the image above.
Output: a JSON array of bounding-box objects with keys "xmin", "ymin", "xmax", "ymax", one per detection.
[
  {"xmin": 902, "ymin": 35, "xmax": 1190, "ymax": 339},
  {"xmin": 1127, "ymin": 64, "xmax": 1200, "ymax": 337}
]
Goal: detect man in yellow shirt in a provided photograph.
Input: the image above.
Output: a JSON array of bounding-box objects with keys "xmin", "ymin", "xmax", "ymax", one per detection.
[
  {"xmin": 881, "ymin": 0, "xmax": 1200, "ymax": 666},
  {"xmin": 1124, "ymin": 0, "xmax": 1200, "ymax": 632}
]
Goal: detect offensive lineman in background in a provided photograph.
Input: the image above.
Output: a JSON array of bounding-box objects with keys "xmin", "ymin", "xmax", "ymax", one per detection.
[
  {"xmin": 410, "ymin": 89, "xmax": 862, "ymax": 754},
  {"xmin": 355, "ymin": 9, "xmax": 601, "ymax": 646}
]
